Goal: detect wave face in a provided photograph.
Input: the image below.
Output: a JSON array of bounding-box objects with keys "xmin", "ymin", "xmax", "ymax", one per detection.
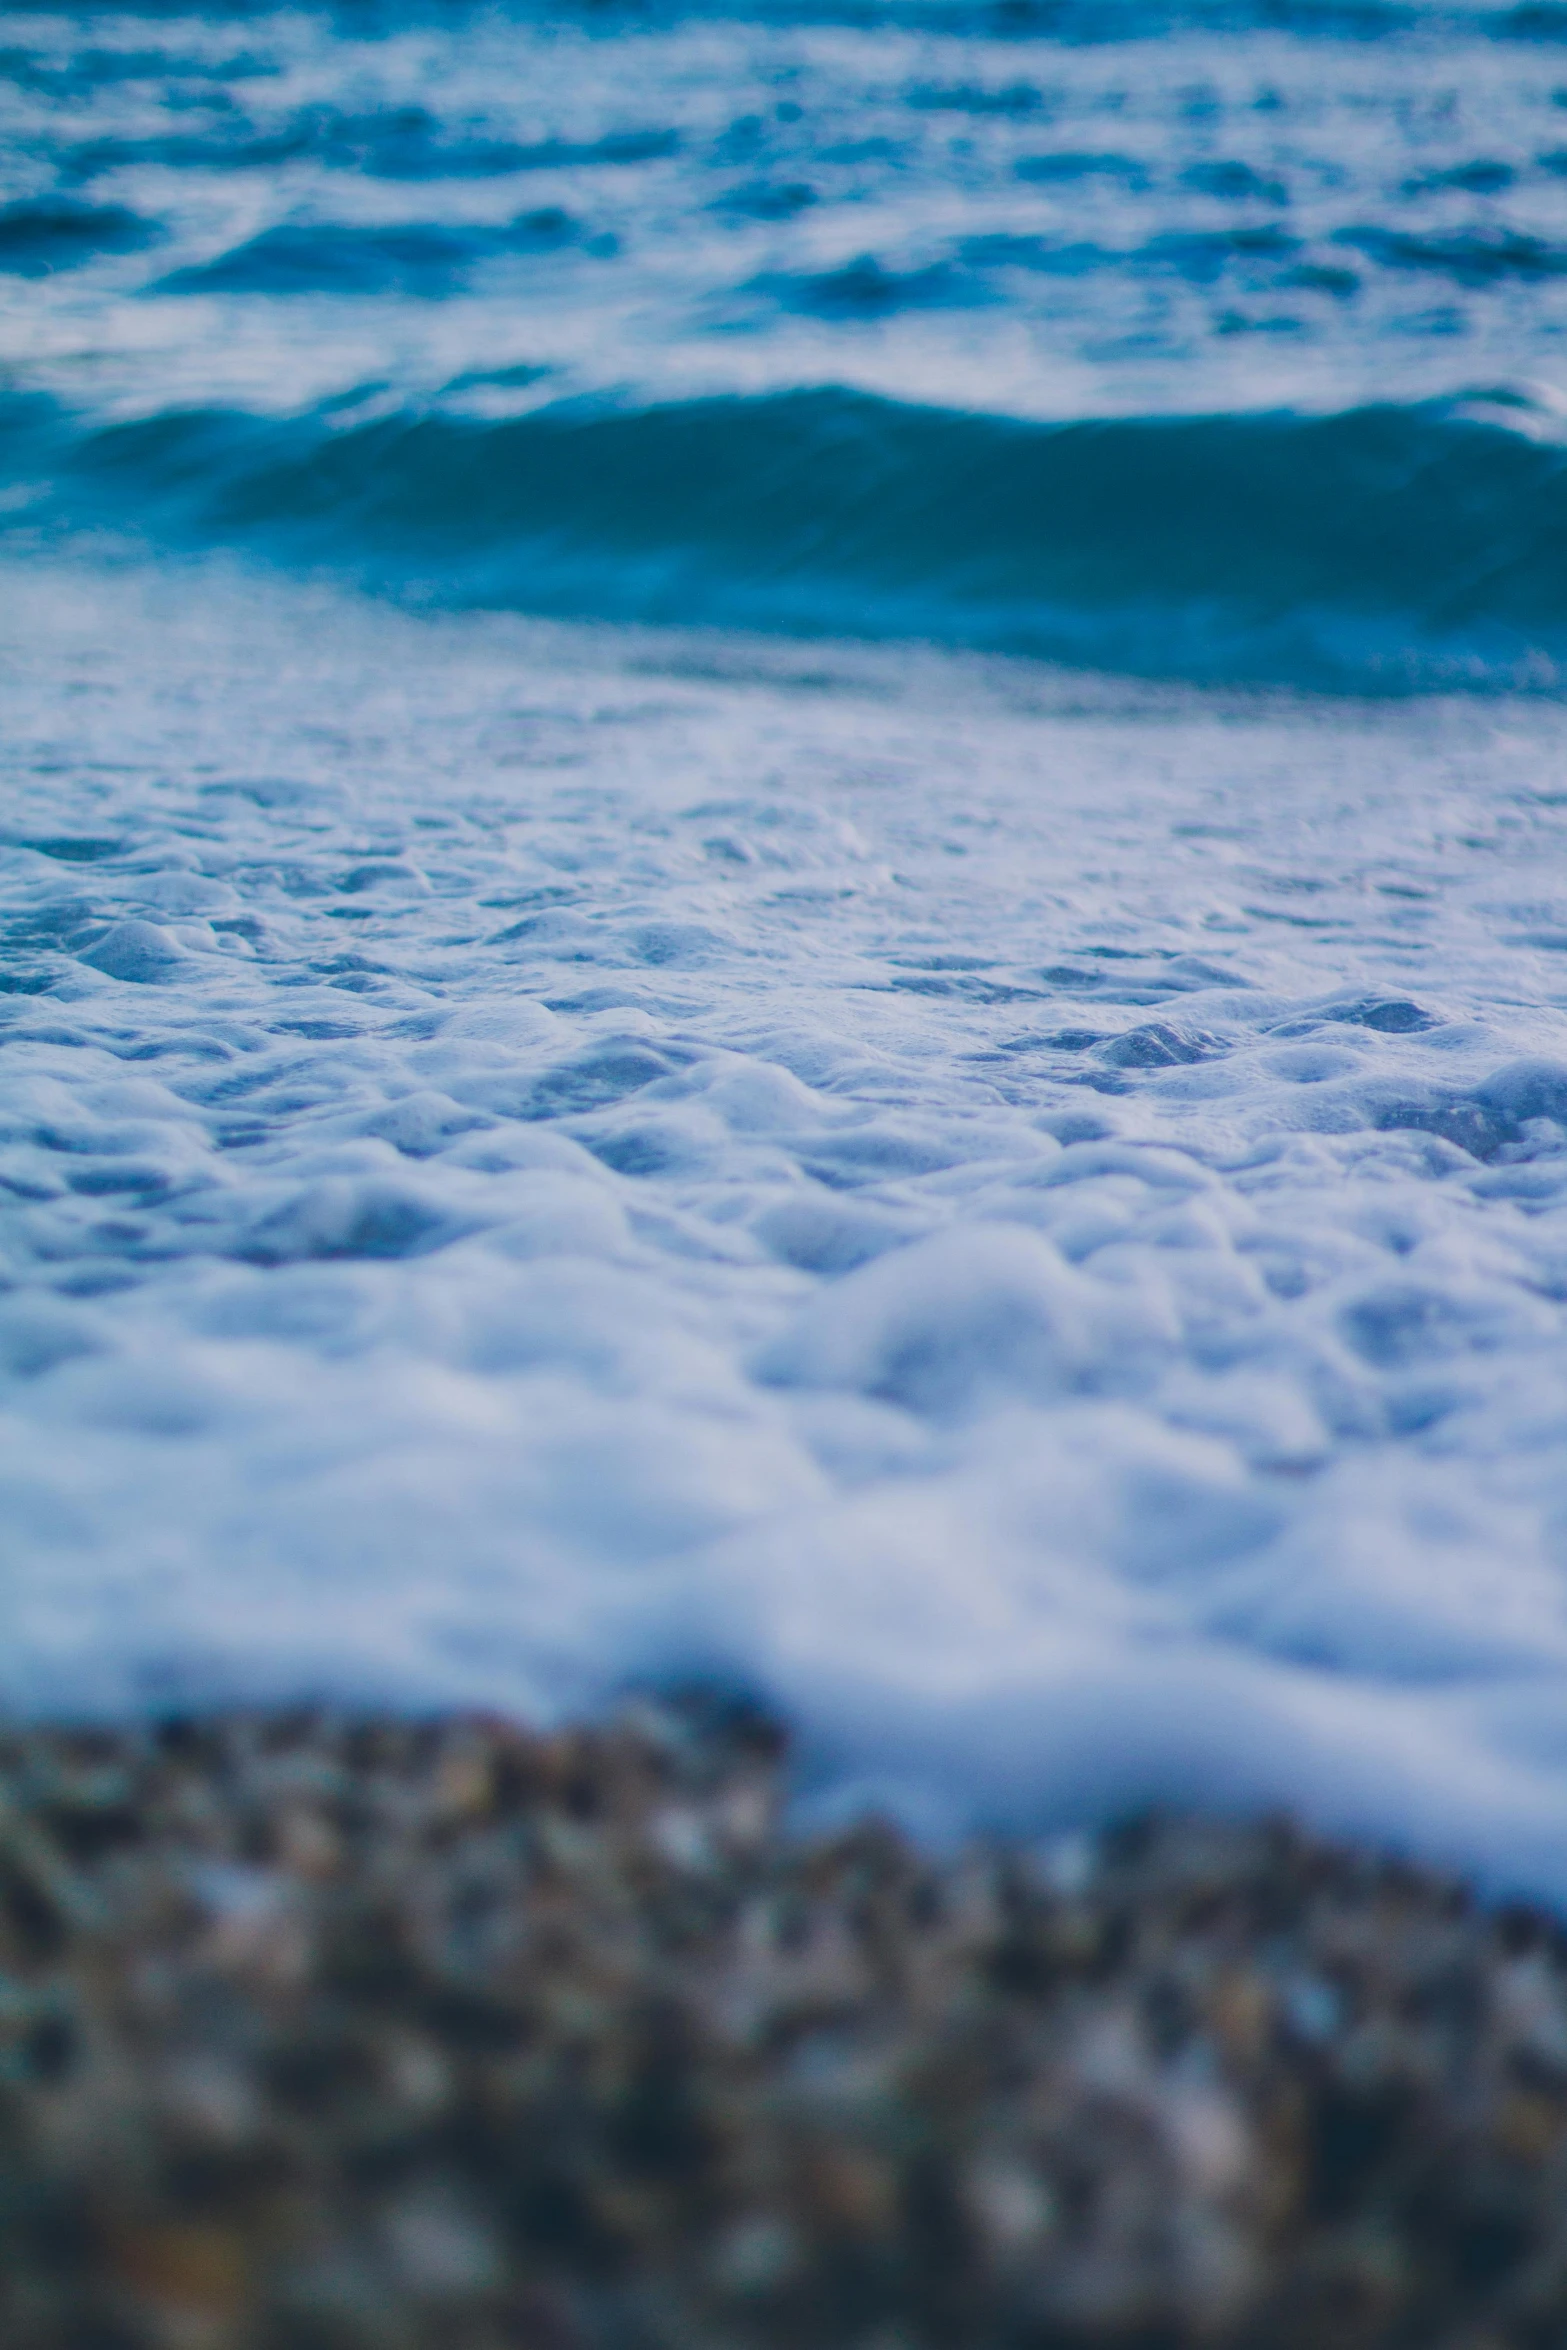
[
  {"xmin": 8, "ymin": 388, "xmax": 1565, "ymax": 690},
  {"xmin": 6, "ymin": 0, "xmax": 1567, "ymax": 696}
]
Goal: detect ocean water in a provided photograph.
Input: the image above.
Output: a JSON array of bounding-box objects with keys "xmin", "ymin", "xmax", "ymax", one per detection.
[{"xmin": 7, "ymin": 1, "xmax": 1567, "ymax": 1896}]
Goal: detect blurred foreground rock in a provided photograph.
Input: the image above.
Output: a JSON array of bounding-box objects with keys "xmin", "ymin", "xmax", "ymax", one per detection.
[{"xmin": 0, "ymin": 1701, "xmax": 1566, "ymax": 2348}]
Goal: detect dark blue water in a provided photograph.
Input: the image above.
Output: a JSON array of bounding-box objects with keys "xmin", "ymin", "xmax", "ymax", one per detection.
[
  {"xmin": 6, "ymin": 384, "xmax": 1566, "ymax": 687},
  {"xmin": 2, "ymin": 0, "xmax": 1566, "ymax": 686}
]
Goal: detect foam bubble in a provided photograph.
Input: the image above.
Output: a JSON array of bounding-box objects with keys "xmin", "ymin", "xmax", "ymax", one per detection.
[{"xmin": 5, "ymin": 566, "xmax": 1567, "ymax": 1903}]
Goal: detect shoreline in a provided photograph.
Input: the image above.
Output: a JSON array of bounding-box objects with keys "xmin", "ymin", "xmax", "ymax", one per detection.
[{"xmin": 2, "ymin": 1698, "xmax": 1566, "ymax": 2348}]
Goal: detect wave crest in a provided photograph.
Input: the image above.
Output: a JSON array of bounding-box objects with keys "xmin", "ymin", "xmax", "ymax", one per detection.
[{"xmin": 6, "ymin": 385, "xmax": 1566, "ymax": 691}]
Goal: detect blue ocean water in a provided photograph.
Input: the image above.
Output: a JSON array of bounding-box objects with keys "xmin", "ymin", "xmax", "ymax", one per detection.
[
  {"xmin": 4, "ymin": 0, "xmax": 1567, "ymax": 686},
  {"xmin": 9, "ymin": 0, "xmax": 1567, "ymax": 1895}
]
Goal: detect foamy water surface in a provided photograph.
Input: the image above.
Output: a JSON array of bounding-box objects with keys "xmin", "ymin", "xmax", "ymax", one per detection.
[
  {"xmin": 8, "ymin": 568, "xmax": 1567, "ymax": 1898},
  {"xmin": 6, "ymin": 0, "xmax": 1567, "ymax": 1895}
]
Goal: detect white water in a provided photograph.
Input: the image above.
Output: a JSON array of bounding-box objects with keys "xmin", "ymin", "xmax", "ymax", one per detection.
[{"xmin": 8, "ymin": 562, "xmax": 1567, "ymax": 1895}]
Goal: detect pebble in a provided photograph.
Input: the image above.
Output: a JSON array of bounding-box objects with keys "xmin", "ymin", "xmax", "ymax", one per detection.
[{"xmin": 1, "ymin": 1700, "xmax": 1566, "ymax": 2347}]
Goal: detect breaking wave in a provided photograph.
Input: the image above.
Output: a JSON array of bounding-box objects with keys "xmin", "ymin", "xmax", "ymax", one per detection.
[{"xmin": 5, "ymin": 384, "xmax": 1565, "ymax": 690}]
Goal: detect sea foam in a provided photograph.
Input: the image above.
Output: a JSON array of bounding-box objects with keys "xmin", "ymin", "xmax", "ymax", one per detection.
[{"xmin": 6, "ymin": 568, "xmax": 1567, "ymax": 1899}]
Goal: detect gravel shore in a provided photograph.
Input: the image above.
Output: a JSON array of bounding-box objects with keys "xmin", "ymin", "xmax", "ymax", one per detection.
[{"xmin": 2, "ymin": 1698, "xmax": 1566, "ymax": 2350}]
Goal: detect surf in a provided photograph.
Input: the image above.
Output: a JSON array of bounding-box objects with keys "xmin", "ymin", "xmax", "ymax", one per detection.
[{"xmin": 5, "ymin": 383, "xmax": 1564, "ymax": 693}]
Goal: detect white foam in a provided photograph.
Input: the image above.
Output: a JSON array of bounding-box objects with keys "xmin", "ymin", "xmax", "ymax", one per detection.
[{"xmin": 6, "ymin": 565, "xmax": 1567, "ymax": 1898}]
